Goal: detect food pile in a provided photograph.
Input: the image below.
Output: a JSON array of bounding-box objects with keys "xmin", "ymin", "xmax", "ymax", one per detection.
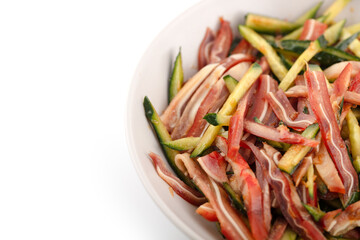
[{"xmin": 144, "ymin": 0, "xmax": 360, "ymax": 239}]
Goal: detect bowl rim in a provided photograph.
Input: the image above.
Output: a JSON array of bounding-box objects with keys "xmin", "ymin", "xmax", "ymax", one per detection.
[{"xmin": 125, "ymin": 1, "xmax": 207, "ymax": 239}]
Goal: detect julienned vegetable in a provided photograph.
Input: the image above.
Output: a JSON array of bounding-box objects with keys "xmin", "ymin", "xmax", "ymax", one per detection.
[{"xmin": 143, "ymin": 1, "xmax": 360, "ymax": 240}]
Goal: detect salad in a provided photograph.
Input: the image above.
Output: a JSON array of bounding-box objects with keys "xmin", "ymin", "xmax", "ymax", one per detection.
[{"xmin": 143, "ymin": 0, "xmax": 360, "ymax": 239}]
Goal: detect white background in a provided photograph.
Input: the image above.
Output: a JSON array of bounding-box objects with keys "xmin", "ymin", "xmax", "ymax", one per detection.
[{"xmin": 0, "ymin": 0, "xmax": 200, "ymax": 239}]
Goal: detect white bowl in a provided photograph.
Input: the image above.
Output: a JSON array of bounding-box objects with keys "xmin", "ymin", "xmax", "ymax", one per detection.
[{"xmin": 126, "ymin": 0, "xmax": 359, "ymax": 239}]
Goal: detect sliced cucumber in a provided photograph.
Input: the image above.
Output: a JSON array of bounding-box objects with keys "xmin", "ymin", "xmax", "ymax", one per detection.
[
  {"xmin": 278, "ymin": 124, "xmax": 319, "ymax": 174},
  {"xmin": 191, "ymin": 63, "xmax": 262, "ymax": 157},
  {"xmin": 278, "ymin": 37, "xmax": 326, "ymax": 91},
  {"xmin": 245, "ymin": 13, "xmax": 300, "ymax": 34},
  {"xmin": 239, "ymin": 25, "xmax": 288, "ymax": 80},
  {"xmin": 346, "ymin": 109, "xmax": 360, "ymax": 173},
  {"xmin": 316, "ymin": 47, "xmax": 360, "ymax": 67},
  {"xmin": 323, "ymin": 0, "xmax": 351, "ymax": 25},
  {"xmin": 336, "ymin": 31, "xmax": 360, "ymax": 51},
  {"xmin": 279, "ymin": 40, "xmax": 311, "ymax": 54},
  {"xmin": 323, "ymin": 19, "xmax": 346, "ymax": 45},
  {"xmin": 341, "ymin": 29, "xmax": 360, "ymax": 58},
  {"xmin": 162, "ymin": 137, "xmax": 200, "ymax": 151},
  {"xmin": 203, "ymin": 113, "xmax": 231, "ymax": 126},
  {"xmin": 168, "ymin": 49, "xmax": 183, "ymax": 103},
  {"xmin": 223, "ymin": 75, "xmax": 239, "ymax": 93},
  {"xmin": 303, "ymin": 204, "xmax": 325, "ymax": 222},
  {"xmin": 280, "ymin": 227, "xmax": 297, "ymax": 240},
  {"xmin": 143, "ymin": 96, "xmax": 196, "ymax": 188},
  {"xmin": 344, "ymin": 23, "xmax": 360, "ymax": 35},
  {"xmin": 278, "ymin": 40, "xmax": 358, "ymax": 68},
  {"xmin": 223, "ymin": 182, "xmax": 245, "ymax": 213},
  {"xmin": 279, "ymin": 53, "xmax": 294, "ymax": 70},
  {"xmin": 294, "ymin": 1, "xmax": 323, "ymax": 25},
  {"xmin": 306, "ymin": 163, "xmax": 315, "ymax": 199}
]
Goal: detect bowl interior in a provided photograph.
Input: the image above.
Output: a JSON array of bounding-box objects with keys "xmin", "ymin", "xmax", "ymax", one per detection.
[{"xmin": 126, "ymin": 0, "xmax": 359, "ymax": 239}]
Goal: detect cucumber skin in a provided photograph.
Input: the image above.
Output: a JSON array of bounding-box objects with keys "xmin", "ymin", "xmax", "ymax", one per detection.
[
  {"xmin": 303, "ymin": 204, "xmax": 325, "ymax": 222},
  {"xmin": 168, "ymin": 50, "xmax": 183, "ymax": 103},
  {"xmin": 278, "ymin": 40, "xmax": 360, "ymax": 68},
  {"xmin": 245, "ymin": 13, "xmax": 300, "ymax": 34},
  {"xmin": 294, "ymin": 1, "xmax": 322, "ymax": 25},
  {"xmin": 143, "ymin": 96, "xmax": 196, "ymax": 188},
  {"xmin": 162, "ymin": 137, "xmax": 200, "ymax": 151}
]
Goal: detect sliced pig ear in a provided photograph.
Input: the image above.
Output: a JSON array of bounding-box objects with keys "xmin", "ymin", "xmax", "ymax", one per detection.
[
  {"xmin": 299, "ymin": 19, "xmax": 327, "ymax": 41},
  {"xmin": 149, "ymin": 152, "xmax": 206, "ymax": 206},
  {"xmin": 320, "ymin": 201, "xmax": 360, "ymax": 236},
  {"xmin": 176, "ymin": 150, "xmax": 254, "ymax": 240},
  {"xmin": 305, "ymin": 69, "xmax": 358, "ymax": 205},
  {"xmin": 242, "ymin": 140, "xmax": 326, "ymax": 240},
  {"xmin": 266, "ymin": 89, "xmax": 316, "ymax": 131},
  {"xmin": 324, "ymin": 61, "xmax": 360, "ymax": 80},
  {"xmin": 197, "ymin": 151, "xmax": 228, "ymax": 183},
  {"xmin": 198, "ymin": 28, "xmax": 215, "ymax": 70},
  {"xmin": 209, "ymin": 18, "xmax": 233, "ymax": 64},
  {"xmin": 196, "ymin": 202, "xmax": 218, "ymax": 222}
]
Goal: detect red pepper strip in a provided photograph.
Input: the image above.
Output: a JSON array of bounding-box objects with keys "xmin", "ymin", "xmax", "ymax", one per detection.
[
  {"xmin": 267, "ymin": 217, "xmax": 288, "ymax": 240},
  {"xmin": 148, "ymin": 152, "xmax": 206, "ymax": 206},
  {"xmin": 232, "ymin": 39, "xmax": 257, "ymax": 56},
  {"xmin": 305, "ymin": 70, "xmax": 359, "ymax": 205},
  {"xmin": 324, "ymin": 61, "xmax": 360, "ymax": 80},
  {"xmin": 229, "ymin": 153, "xmax": 269, "ymax": 240},
  {"xmin": 215, "ymin": 137, "xmax": 268, "ymax": 240},
  {"xmin": 299, "ymin": 19, "xmax": 327, "ymax": 41},
  {"xmin": 171, "ymin": 54, "xmax": 253, "ymax": 139},
  {"xmin": 256, "ymin": 161, "xmax": 271, "ymax": 232},
  {"xmin": 292, "ymin": 155, "xmax": 312, "ymax": 187},
  {"xmin": 196, "ymin": 202, "xmax": 218, "ymax": 222},
  {"xmin": 266, "ymin": 89, "xmax": 317, "ymax": 131},
  {"xmin": 198, "ymin": 27, "xmax": 215, "ymax": 70},
  {"xmin": 244, "ymin": 120, "xmax": 319, "ymax": 147},
  {"xmin": 320, "ymin": 201, "xmax": 360, "ymax": 236},
  {"xmin": 187, "ymin": 60, "xmax": 254, "ymax": 137},
  {"xmin": 175, "ymin": 153, "xmax": 254, "ymax": 240},
  {"xmin": 227, "ymin": 82, "xmax": 256, "ymax": 159},
  {"xmin": 161, "ymin": 63, "xmax": 218, "ymax": 132},
  {"xmin": 242, "ymin": 141, "xmax": 326, "ymax": 240},
  {"xmin": 247, "ymin": 74, "xmax": 278, "ymax": 124},
  {"xmin": 197, "ymin": 151, "xmax": 228, "ymax": 183},
  {"xmin": 209, "ymin": 18, "xmax": 233, "ymax": 64}
]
